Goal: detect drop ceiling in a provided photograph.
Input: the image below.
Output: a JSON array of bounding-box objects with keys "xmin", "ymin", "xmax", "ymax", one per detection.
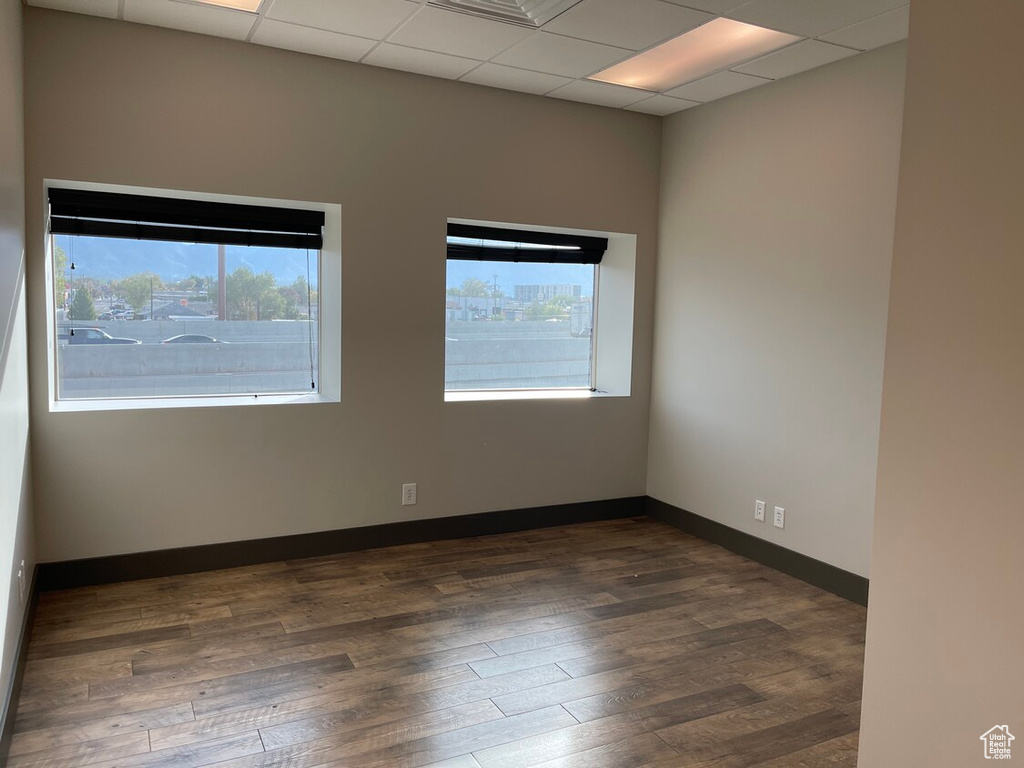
[{"xmin": 24, "ymin": 0, "xmax": 910, "ymax": 115}]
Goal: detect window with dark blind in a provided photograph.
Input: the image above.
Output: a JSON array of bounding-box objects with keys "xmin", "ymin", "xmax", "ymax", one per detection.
[
  {"xmin": 444, "ymin": 222, "xmax": 607, "ymax": 391},
  {"xmin": 48, "ymin": 186, "xmax": 324, "ymax": 403}
]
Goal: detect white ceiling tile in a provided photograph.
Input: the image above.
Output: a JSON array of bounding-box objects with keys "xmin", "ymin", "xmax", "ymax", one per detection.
[
  {"xmin": 543, "ymin": 0, "xmax": 712, "ymax": 52},
  {"xmin": 493, "ymin": 33, "xmax": 630, "ymax": 78},
  {"xmin": 660, "ymin": 0, "xmax": 747, "ymax": 13},
  {"xmin": 251, "ymin": 19, "xmax": 376, "ymax": 62},
  {"xmin": 733, "ymin": 39, "xmax": 856, "ymax": 79},
  {"xmin": 624, "ymin": 94, "xmax": 699, "ymax": 115},
  {"xmin": 26, "ymin": 0, "xmax": 118, "ymax": 18},
  {"xmin": 548, "ymin": 79, "xmax": 650, "ymax": 108},
  {"xmin": 728, "ymin": 0, "xmax": 908, "ymax": 37},
  {"xmin": 819, "ymin": 6, "xmax": 909, "ymax": 52},
  {"xmin": 665, "ymin": 70, "xmax": 769, "ymax": 102},
  {"xmin": 386, "ymin": 6, "xmax": 533, "ymax": 61},
  {"xmin": 459, "ymin": 63, "xmax": 571, "ymax": 95},
  {"xmin": 266, "ymin": 0, "xmax": 417, "ymax": 40},
  {"xmin": 364, "ymin": 43, "xmax": 480, "ymax": 80},
  {"xmin": 124, "ymin": 0, "xmax": 257, "ymax": 40}
]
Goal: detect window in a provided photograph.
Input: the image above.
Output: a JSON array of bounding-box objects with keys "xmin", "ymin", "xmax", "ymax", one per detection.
[
  {"xmin": 46, "ymin": 184, "xmax": 340, "ymax": 408},
  {"xmin": 445, "ymin": 221, "xmax": 608, "ymax": 393}
]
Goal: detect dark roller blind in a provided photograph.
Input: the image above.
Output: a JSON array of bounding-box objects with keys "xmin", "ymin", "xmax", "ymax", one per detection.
[
  {"xmin": 447, "ymin": 223, "xmax": 607, "ymax": 264},
  {"xmin": 49, "ymin": 188, "xmax": 324, "ymax": 250}
]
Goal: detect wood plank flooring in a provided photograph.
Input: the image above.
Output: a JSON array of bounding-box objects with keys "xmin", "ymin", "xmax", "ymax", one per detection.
[{"xmin": 10, "ymin": 518, "xmax": 867, "ymax": 767}]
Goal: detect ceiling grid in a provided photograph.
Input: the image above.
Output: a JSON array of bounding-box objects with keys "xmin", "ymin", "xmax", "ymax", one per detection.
[{"xmin": 24, "ymin": 0, "xmax": 910, "ymax": 113}]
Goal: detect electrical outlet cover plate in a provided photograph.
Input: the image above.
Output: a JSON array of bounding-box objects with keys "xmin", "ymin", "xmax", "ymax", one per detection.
[
  {"xmin": 774, "ymin": 506, "xmax": 785, "ymax": 529},
  {"xmin": 755, "ymin": 500, "xmax": 766, "ymax": 522},
  {"xmin": 402, "ymin": 483, "xmax": 417, "ymax": 506}
]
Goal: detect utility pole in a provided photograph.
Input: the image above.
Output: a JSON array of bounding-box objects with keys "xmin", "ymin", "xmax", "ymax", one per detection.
[{"xmin": 149, "ymin": 275, "xmax": 154, "ymax": 320}]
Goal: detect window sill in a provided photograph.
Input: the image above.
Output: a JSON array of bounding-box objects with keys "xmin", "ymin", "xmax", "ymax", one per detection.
[
  {"xmin": 49, "ymin": 392, "xmax": 338, "ymax": 414},
  {"xmin": 444, "ymin": 389, "xmax": 625, "ymax": 403}
]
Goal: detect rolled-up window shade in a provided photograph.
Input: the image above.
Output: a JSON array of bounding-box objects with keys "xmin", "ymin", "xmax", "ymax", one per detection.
[
  {"xmin": 49, "ymin": 188, "xmax": 325, "ymax": 250},
  {"xmin": 447, "ymin": 223, "xmax": 607, "ymax": 265}
]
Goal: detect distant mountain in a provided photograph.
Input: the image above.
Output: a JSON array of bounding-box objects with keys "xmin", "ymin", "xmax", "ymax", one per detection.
[{"xmin": 55, "ymin": 236, "xmax": 316, "ymax": 285}]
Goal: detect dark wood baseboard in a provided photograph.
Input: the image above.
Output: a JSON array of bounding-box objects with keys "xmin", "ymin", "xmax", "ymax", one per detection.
[
  {"xmin": 646, "ymin": 497, "xmax": 869, "ymax": 606},
  {"xmin": 1, "ymin": 565, "xmax": 38, "ymax": 766},
  {"xmin": 34, "ymin": 495, "xmax": 867, "ymax": 604},
  {"xmin": 36, "ymin": 496, "xmax": 647, "ymax": 592}
]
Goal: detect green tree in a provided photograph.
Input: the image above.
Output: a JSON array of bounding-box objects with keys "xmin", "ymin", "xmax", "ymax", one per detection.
[
  {"xmin": 116, "ymin": 272, "xmax": 164, "ymax": 314},
  {"xmin": 527, "ymin": 296, "xmax": 572, "ymax": 320},
  {"xmin": 295, "ymin": 276, "xmax": 318, "ymax": 316},
  {"xmin": 275, "ymin": 275, "xmax": 313, "ymax": 320},
  {"xmin": 53, "ymin": 243, "xmax": 69, "ymax": 308},
  {"xmin": 273, "ymin": 287, "xmax": 300, "ymax": 320},
  {"xmin": 190, "ymin": 275, "xmax": 217, "ymax": 302},
  {"xmin": 225, "ymin": 266, "xmax": 284, "ymax": 320},
  {"xmin": 77, "ymin": 276, "xmax": 103, "ymax": 299},
  {"xmin": 459, "ymin": 278, "xmax": 491, "ymax": 297},
  {"xmin": 69, "ymin": 288, "xmax": 97, "ymax": 322},
  {"xmin": 257, "ymin": 289, "xmax": 287, "ymax": 321}
]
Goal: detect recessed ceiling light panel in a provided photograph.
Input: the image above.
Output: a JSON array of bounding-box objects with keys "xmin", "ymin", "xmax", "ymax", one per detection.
[
  {"xmin": 428, "ymin": 0, "xmax": 585, "ymax": 27},
  {"xmin": 190, "ymin": 0, "xmax": 262, "ymax": 13},
  {"xmin": 589, "ymin": 18, "xmax": 801, "ymax": 92}
]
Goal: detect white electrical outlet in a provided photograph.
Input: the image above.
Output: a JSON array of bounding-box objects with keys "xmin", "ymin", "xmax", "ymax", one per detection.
[
  {"xmin": 17, "ymin": 560, "xmax": 25, "ymax": 605},
  {"xmin": 774, "ymin": 506, "xmax": 785, "ymax": 529},
  {"xmin": 402, "ymin": 483, "xmax": 417, "ymax": 506},
  {"xmin": 754, "ymin": 500, "xmax": 766, "ymax": 522}
]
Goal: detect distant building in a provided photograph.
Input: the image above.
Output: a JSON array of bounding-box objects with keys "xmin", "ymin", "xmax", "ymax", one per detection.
[
  {"xmin": 143, "ymin": 302, "xmax": 205, "ymax": 320},
  {"xmin": 446, "ymin": 295, "xmax": 506, "ymax": 322},
  {"xmin": 514, "ymin": 284, "xmax": 581, "ymax": 303}
]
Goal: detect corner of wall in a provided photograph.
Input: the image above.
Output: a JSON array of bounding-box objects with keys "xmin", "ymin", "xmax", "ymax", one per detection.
[{"xmin": 646, "ymin": 44, "xmax": 908, "ymax": 578}]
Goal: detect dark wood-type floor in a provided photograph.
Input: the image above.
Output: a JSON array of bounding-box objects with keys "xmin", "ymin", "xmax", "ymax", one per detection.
[{"xmin": 10, "ymin": 518, "xmax": 866, "ymax": 767}]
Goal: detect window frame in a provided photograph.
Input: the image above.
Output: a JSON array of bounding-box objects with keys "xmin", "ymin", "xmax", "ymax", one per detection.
[
  {"xmin": 443, "ymin": 217, "xmax": 636, "ymax": 401},
  {"xmin": 43, "ymin": 180, "xmax": 341, "ymax": 412}
]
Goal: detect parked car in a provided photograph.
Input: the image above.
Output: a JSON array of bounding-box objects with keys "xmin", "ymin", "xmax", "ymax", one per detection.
[
  {"xmin": 99, "ymin": 310, "xmax": 133, "ymax": 321},
  {"xmin": 161, "ymin": 334, "xmax": 226, "ymax": 344},
  {"xmin": 59, "ymin": 327, "xmax": 141, "ymax": 344}
]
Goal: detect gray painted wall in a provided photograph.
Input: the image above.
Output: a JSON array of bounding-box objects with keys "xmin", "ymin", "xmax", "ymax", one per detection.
[
  {"xmin": 23, "ymin": 9, "xmax": 660, "ymax": 562},
  {"xmin": 647, "ymin": 43, "xmax": 907, "ymax": 577},
  {"xmin": 859, "ymin": 2, "xmax": 1024, "ymax": 764},
  {"xmin": 0, "ymin": 0, "xmax": 34, "ymax": 714}
]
